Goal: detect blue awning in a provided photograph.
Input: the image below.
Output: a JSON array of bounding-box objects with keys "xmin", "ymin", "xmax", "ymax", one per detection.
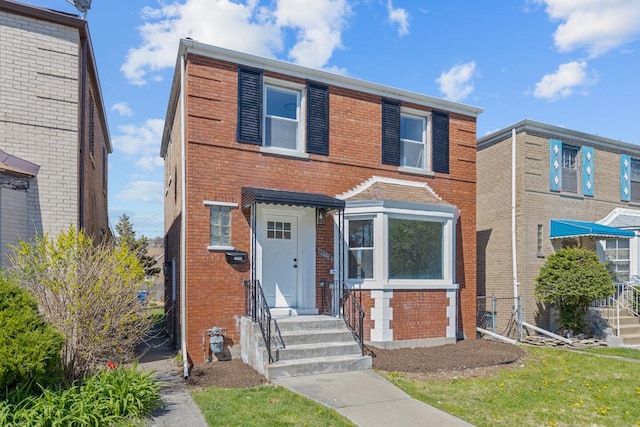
[{"xmin": 549, "ymin": 219, "xmax": 635, "ymax": 239}]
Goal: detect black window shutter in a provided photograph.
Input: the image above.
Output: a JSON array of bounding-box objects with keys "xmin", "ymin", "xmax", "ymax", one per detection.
[
  {"xmin": 432, "ymin": 110, "xmax": 449, "ymax": 173},
  {"xmin": 237, "ymin": 66, "xmax": 263, "ymax": 145},
  {"xmin": 306, "ymin": 82, "xmax": 329, "ymax": 156},
  {"xmin": 382, "ymin": 99, "xmax": 400, "ymax": 166}
]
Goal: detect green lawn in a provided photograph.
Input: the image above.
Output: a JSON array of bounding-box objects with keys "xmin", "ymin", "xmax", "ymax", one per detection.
[
  {"xmin": 192, "ymin": 384, "xmax": 354, "ymax": 427},
  {"xmin": 190, "ymin": 346, "xmax": 640, "ymax": 426},
  {"xmin": 380, "ymin": 345, "xmax": 640, "ymax": 426}
]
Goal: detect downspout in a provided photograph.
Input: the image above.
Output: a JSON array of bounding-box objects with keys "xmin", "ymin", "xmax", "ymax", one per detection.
[
  {"xmin": 511, "ymin": 128, "xmax": 519, "ymax": 313},
  {"xmin": 180, "ymin": 53, "xmax": 189, "ymax": 379}
]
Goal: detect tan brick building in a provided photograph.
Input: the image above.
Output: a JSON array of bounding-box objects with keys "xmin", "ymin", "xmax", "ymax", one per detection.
[
  {"xmin": 160, "ymin": 40, "xmax": 482, "ymax": 367},
  {"xmin": 478, "ymin": 120, "xmax": 640, "ymax": 332},
  {"xmin": 0, "ymin": 0, "xmax": 111, "ymax": 267}
]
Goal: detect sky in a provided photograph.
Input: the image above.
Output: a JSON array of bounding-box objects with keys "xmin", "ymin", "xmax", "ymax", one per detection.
[{"xmin": 20, "ymin": 0, "xmax": 640, "ymax": 238}]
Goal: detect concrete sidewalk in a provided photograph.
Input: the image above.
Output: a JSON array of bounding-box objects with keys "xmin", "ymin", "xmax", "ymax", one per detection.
[
  {"xmin": 273, "ymin": 370, "xmax": 473, "ymax": 427},
  {"xmin": 137, "ymin": 335, "xmax": 208, "ymax": 427}
]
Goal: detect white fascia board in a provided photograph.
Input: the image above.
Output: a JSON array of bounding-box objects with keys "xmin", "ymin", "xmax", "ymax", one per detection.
[{"xmin": 179, "ymin": 39, "xmax": 483, "ymax": 118}]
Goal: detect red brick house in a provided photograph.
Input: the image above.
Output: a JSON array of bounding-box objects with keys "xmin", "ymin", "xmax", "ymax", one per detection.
[{"xmin": 160, "ymin": 40, "xmax": 482, "ymax": 377}]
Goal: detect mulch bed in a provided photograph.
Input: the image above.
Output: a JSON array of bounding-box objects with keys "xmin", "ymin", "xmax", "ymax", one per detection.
[{"xmin": 184, "ymin": 339, "xmax": 526, "ymax": 389}]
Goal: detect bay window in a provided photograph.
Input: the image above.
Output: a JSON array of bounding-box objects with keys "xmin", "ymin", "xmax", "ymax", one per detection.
[
  {"xmin": 388, "ymin": 218, "xmax": 443, "ymax": 279},
  {"xmin": 348, "ymin": 219, "xmax": 374, "ymax": 279},
  {"xmin": 345, "ymin": 203, "xmax": 455, "ymax": 288}
]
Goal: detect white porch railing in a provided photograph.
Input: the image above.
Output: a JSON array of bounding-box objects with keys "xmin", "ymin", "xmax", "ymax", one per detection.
[{"xmin": 590, "ymin": 279, "xmax": 640, "ymax": 336}]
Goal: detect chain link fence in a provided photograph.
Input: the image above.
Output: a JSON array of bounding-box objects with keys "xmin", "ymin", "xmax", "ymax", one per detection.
[{"xmin": 477, "ymin": 295, "xmax": 523, "ymax": 340}]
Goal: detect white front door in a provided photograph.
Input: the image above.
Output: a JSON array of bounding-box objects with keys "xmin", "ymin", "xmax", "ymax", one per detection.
[{"xmin": 262, "ymin": 214, "xmax": 298, "ymax": 308}]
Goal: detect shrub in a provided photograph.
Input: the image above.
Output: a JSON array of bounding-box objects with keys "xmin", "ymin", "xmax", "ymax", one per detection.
[
  {"xmin": 535, "ymin": 247, "xmax": 615, "ymax": 333},
  {"xmin": 10, "ymin": 226, "xmax": 153, "ymax": 381},
  {"xmin": 0, "ymin": 275, "xmax": 63, "ymax": 397},
  {"xmin": 0, "ymin": 366, "xmax": 160, "ymax": 426}
]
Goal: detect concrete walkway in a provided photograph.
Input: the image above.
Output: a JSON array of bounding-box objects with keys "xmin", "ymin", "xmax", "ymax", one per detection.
[
  {"xmin": 137, "ymin": 335, "xmax": 208, "ymax": 427},
  {"xmin": 273, "ymin": 370, "xmax": 473, "ymax": 427}
]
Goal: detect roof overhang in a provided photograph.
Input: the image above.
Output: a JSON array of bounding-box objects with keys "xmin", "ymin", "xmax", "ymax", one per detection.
[
  {"xmin": 549, "ymin": 219, "xmax": 635, "ymax": 239},
  {"xmin": 241, "ymin": 187, "xmax": 345, "ymax": 210}
]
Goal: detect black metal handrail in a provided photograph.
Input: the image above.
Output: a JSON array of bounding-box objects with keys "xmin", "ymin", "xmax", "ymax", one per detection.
[
  {"xmin": 321, "ymin": 280, "xmax": 365, "ymax": 355},
  {"xmin": 243, "ymin": 279, "xmax": 284, "ymax": 363}
]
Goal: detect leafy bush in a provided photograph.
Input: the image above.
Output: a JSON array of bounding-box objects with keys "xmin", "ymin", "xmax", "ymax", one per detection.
[
  {"xmin": 535, "ymin": 247, "xmax": 615, "ymax": 333},
  {"xmin": 0, "ymin": 275, "xmax": 63, "ymax": 397},
  {"xmin": 0, "ymin": 366, "xmax": 160, "ymax": 426},
  {"xmin": 10, "ymin": 226, "xmax": 153, "ymax": 381}
]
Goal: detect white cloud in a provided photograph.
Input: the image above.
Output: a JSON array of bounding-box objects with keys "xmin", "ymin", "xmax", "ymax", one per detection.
[
  {"xmin": 436, "ymin": 62, "xmax": 476, "ymax": 102},
  {"xmin": 536, "ymin": 0, "xmax": 640, "ymax": 57},
  {"xmin": 533, "ymin": 60, "xmax": 598, "ymax": 101},
  {"xmin": 387, "ymin": 0, "xmax": 410, "ymax": 36},
  {"xmin": 112, "ymin": 118, "xmax": 164, "ymax": 159},
  {"xmin": 275, "ymin": 0, "xmax": 351, "ymax": 68},
  {"xmin": 122, "ymin": 0, "xmax": 351, "ymax": 85},
  {"xmin": 117, "ymin": 180, "xmax": 164, "ymax": 203},
  {"xmin": 111, "ymin": 102, "xmax": 133, "ymax": 117},
  {"xmin": 135, "ymin": 156, "xmax": 165, "ymax": 171}
]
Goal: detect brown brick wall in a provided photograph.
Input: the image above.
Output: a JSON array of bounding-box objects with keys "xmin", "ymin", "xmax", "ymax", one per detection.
[
  {"xmin": 390, "ymin": 290, "xmax": 448, "ymax": 340},
  {"xmin": 172, "ymin": 53, "xmax": 478, "ymax": 358}
]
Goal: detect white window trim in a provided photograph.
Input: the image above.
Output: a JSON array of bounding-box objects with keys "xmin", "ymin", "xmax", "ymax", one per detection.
[
  {"xmin": 204, "ymin": 200, "xmax": 238, "ymax": 251},
  {"xmin": 343, "ymin": 203, "xmax": 457, "ymax": 290},
  {"xmin": 399, "ymin": 107, "xmax": 431, "ymax": 174},
  {"xmin": 262, "ymin": 77, "xmax": 307, "ymax": 156}
]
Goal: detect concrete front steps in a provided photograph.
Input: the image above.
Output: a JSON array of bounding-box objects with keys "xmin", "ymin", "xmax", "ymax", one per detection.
[
  {"xmin": 596, "ymin": 309, "xmax": 640, "ymax": 346},
  {"xmin": 617, "ymin": 315, "xmax": 640, "ymax": 345},
  {"xmin": 262, "ymin": 315, "xmax": 372, "ymax": 379}
]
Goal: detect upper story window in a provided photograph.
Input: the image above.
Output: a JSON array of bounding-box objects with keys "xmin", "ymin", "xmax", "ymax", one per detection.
[
  {"xmin": 264, "ymin": 85, "xmax": 300, "ymax": 151},
  {"xmin": 382, "ymin": 100, "xmax": 448, "ymax": 174},
  {"xmin": 561, "ymin": 145, "xmax": 579, "ymax": 193},
  {"xmin": 631, "ymin": 159, "xmax": 640, "ymax": 202},
  {"xmin": 237, "ymin": 67, "xmax": 329, "ymax": 157},
  {"xmin": 400, "ymin": 113, "xmax": 427, "ymax": 169},
  {"xmin": 549, "ymin": 139, "xmax": 593, "ymax": 196}
]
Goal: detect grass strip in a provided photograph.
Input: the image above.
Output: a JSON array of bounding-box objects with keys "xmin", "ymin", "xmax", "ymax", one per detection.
[{"xmin": 192, "ymin": 383, "xmax": 354, "ymax": 427}]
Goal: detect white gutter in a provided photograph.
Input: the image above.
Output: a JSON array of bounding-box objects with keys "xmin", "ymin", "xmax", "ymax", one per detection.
[
  {"xmin": 180, "ymin": 53, "xmax": 189, "ymax": 379},
  {"xmin": 511, "ymin": 128, "xmax": 519, "ymax": 313}
]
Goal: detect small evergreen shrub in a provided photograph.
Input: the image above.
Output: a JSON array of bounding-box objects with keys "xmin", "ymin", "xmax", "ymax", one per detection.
[
  {"xmin": 535, "ymin": 247, "xmax": 615, "ymax": 333},
  {"xmin": 0, "ymin": 275, "xmax": 63, "ymax": 397}
]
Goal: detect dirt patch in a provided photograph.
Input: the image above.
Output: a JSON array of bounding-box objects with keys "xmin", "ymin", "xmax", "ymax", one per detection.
[
  {"xmin": 186, "ymin": 359, "xmax": 268, "ymax": 390},
  {"xmin": 183, "ymin": 339, "xmax": 526, "ymax": 389}
]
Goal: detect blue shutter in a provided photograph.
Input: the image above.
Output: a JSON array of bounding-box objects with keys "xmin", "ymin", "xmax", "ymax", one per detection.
[
  {"xmin": 237, "ymin": 66, "xmax": 262, "ymax": 145},
  {"xmin": 381, "ymin": 99, "xmax": 400, "ymax": 166},
  {"xmin": 549, "ymin": 139, "xmax": 562, "ymax": 191},
  {"xmin": 582, "ymin": 146, "xmax": 594, "ymax": 196},
  {"xmin": 621, "ymin": 154, "xmax": 631, "ymax": 201},
  {"xmin": 306, "ymin": 82, "xmax": 329, "ymax": 156},
  {"xmin": 432, "ymin": 111, "xmax": 449, "ymax": 174}
]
